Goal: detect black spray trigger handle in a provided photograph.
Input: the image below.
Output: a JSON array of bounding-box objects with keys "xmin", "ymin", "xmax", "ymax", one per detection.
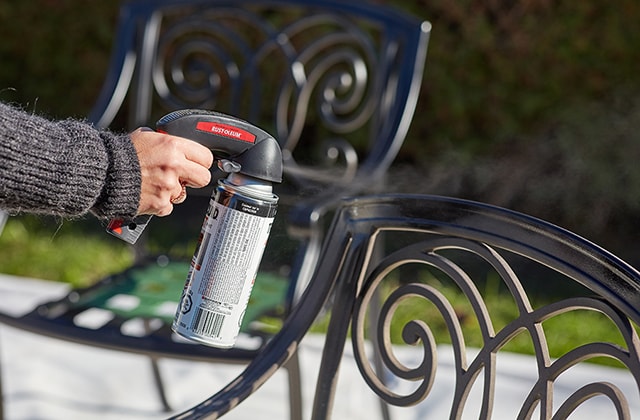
[
  {"xmin": 107, "ymin": 110, "xmax": 283, "ymax": 244},
  {"xmin": 156, "ymin": 109, "xmax": 283, "ymax": 183}
]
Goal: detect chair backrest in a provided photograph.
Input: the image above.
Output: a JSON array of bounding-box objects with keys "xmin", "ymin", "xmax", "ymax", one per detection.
[
  {"xmin": 90, "ymin": 0, "xmax": 430, "ymax": 298},
  {"xmin": 91, "ymin": 0, "xmax": 429, "ymax": 193},
  {"xmin": 172, "ymin": 194, "xmax": 640, "ymax": 419}
]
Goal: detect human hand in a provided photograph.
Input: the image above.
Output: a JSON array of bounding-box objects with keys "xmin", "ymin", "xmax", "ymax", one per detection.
[{"xmin": 130, "ymin": 127, "xmax": 214, "ymax": 216}]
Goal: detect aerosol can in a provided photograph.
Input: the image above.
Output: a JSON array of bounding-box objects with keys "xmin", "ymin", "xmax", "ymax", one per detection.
[{"xmin": 107, "ymin": 109, "xmax": 282, "ymax": 348}]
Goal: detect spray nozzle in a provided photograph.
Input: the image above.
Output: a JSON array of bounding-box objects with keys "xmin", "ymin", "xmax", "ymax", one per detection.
[{"xmin": 218, "ymin": 159, "xmax": 242, "ymax": 173}]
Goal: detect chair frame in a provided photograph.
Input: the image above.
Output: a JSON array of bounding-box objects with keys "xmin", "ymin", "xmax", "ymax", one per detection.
[{"xmin": 168, "ymin": 194, "xmax": 640, "ymax": 419}]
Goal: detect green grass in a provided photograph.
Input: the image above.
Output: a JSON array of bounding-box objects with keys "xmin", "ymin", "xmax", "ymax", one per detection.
[{"xmin": 0, "ymin": 215, "xmax": 133, "ymax": 287}]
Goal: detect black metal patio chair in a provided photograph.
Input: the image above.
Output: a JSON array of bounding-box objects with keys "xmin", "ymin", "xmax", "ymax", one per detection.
[
  {"xmin": 173, "ymin": 194, "xmax": 640, "ymax": 419},
  {"xmin": 0, "ymin": 1, "xmax": 430, "ymax": 418}
]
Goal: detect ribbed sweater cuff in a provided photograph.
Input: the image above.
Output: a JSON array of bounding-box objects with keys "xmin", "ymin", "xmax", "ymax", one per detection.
[{"xmin": 91, "ymin": 131, "xmax": 141, "ymax": 219}]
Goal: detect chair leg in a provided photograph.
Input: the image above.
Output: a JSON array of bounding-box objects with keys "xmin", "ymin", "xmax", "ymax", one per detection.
[
  {"xmin": 283, "ymin": 350, "xmax": 303, "ymax": 420},
  {"xmin": 149, "ymin": 356, "xmax": 172, "ymax": 412},
  {"xmin": 142, "ymin": 319, "xmax": 171, "ymax": 412}
]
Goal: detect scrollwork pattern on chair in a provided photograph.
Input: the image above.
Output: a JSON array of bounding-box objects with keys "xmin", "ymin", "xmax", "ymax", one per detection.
[
  {"xmin": 153, "ymin": 8, "xmax": 275, "ymax": 112},
  {"xmin": 150, "ymin": 7, "xmax": 386, "ymax": 185},
  {"xmin": 351, "ymin": 236, "xmax": 640, "ymax": 419}
]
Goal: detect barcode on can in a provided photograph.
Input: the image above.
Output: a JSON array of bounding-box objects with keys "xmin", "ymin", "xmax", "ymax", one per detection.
[{"xmin": 191, "ymin": 308, "xmax": 226, "ymax": 338}]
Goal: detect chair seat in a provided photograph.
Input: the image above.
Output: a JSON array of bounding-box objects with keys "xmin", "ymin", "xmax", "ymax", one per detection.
[{"xmin": 37, "ymin": 258, "xmax": 288, "ymax": 339}]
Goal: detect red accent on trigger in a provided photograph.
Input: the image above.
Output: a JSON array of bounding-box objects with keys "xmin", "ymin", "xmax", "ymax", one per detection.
[{"xmin": 108, "ymin": 219, "xmax": 124, "ymax": 235}]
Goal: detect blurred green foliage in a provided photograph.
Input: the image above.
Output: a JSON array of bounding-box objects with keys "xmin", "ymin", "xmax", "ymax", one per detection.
[
  {"xmin": 0, "ymin": 1, "xmax": 118, "ymax": 119},
  {"xmin": 2, "ymin": 1, "xmax": 640, "ymax": 158},
  {"xmin": 406, "ymin": 0, "xmax": 640, "ymax": 158}
]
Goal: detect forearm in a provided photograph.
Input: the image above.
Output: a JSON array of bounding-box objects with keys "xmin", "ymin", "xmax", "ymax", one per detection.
[{"xmin": 0, "ymin": 102, "xmax": 140, "ymax": 219}]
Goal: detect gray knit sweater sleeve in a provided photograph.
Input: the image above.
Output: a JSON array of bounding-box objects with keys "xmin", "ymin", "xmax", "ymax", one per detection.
[{"xmin": 0, "ymin": 102, "xmax": 141, "ymax": 219}]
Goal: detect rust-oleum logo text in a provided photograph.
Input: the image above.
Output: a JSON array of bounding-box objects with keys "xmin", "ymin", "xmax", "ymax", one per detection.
[{"xmin": 196, "ymin": 122, "xmax": 256, "ymax": 143}]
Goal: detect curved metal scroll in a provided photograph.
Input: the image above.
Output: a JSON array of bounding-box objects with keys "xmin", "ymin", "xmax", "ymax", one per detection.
[
  {"xmin": 348, "ymin": 198, "xmax": 640, "ymax": 419},
  {"xmin": 149, "ymin": 6, "xmax": 385, "ymax": 187}
]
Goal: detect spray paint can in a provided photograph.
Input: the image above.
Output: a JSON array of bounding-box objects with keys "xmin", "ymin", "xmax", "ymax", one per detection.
[
  {"xmin": 172, "ymin": 173, "xmax": 278, "ymax": 347},
  {"xmin": 107, "ymin": 109, "xmax": 283, "ymax": 347},
  {"xmin": 144, "ymin": 109, "xmax": 283, "ymax": 348}
]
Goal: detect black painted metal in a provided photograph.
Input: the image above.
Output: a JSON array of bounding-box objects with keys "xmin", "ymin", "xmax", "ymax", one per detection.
[{"xmin": 168, "ymin": 194, "xmax": 640, "ymax": 419}]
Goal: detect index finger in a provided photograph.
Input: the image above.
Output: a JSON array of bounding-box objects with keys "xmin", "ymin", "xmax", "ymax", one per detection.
[
  {"xmin": 179, "ymin": 138, "xmax": 215, "ymax": 169},
  {"xmin": 180, "ymin": 160, "xmax": 213, "ymax": 188}
]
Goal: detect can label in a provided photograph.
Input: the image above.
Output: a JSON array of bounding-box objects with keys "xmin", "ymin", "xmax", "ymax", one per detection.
[{"xmin": 172, "ymin": 183, "xmax": 277, "ymax": 348}]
